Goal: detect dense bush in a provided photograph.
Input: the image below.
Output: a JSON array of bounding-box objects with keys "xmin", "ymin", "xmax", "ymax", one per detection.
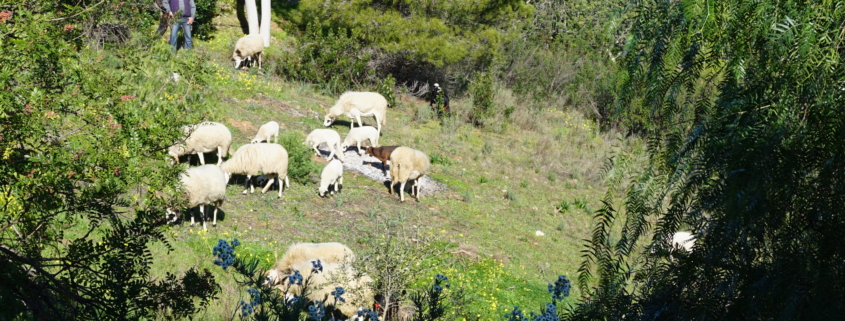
[
  {"xmin": 573, "ymin": 0, "xmax": 845, "ymax": 319},
  {"xmin": 0, "ymin": 2, "xmax": 220, "ymax": 319},
  {"xmin": 278, "ymin": 132, "xmax": 320, "ymax": 185}
]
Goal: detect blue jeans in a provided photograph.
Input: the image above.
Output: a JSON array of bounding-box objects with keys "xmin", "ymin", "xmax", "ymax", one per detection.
[{"xmin": 169, "ymin": 17, "xmax": 193, "ymax": 51}]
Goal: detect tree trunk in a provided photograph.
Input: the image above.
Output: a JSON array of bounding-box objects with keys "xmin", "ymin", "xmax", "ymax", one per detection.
[
  {"xmin": 260, "ymin": 0, "xmax": 271, "ymax": 47},
  {"xmin": 245, "ymin": 0, "xmax": 259, "ymax": 35}
]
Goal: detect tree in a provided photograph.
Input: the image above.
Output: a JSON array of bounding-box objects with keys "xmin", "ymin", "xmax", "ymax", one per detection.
[
  {"xmin": 260, "ymin": 0, "xmax": 271, "ymax": 47},
  {"xmin": 245, "ymin": 0, "xmax": 259, "ymax": 35},
  {"xmin": 572, "ymin": 0, "xmax": 845, "ymax": 319},
  {"xmin": 0, "ymin": 2, "xmax": 218, "ymax": 319}
]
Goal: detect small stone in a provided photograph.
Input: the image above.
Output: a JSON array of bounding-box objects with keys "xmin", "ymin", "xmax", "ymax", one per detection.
[{"xmin": 535, "ymin": 230, "xmax": 545, "ymax": 237}]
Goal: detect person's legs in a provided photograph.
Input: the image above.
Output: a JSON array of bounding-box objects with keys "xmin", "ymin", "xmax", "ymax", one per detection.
[
  {"xmin": 169, "ymin": 19, "xmax": 181, "ymax": 51},
  {"xmin": 183, "ymin": 18, "xmax": 193, "ymax": 50}
]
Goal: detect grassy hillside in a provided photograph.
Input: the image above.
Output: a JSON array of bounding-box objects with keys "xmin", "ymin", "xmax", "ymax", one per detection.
[{"xmin": 148, "ymin": 10, "xmax": 644, "ymax": 320}]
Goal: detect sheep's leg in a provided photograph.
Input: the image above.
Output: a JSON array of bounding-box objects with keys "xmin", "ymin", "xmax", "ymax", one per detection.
[
  {"xmin": 189, "ymin": 207, "xmax": 195, "ymax": 227},
  {"xmin": 313, "ymin": 146, "xmax": 321, "ymax": 157},
  {"xmin": 355, "ymin": 115, "xmax": 363, "ymax": 129},
  {"xmin": 374, "ymin": 114, "xmax": 382, "ymax": 133},
  {"xmin": 197, "ymin": 152, "xmax": 206, "ymax": 165},
  {"xmin": 258, "ymin": 52, "xmax": 262, "ymax": 70},
  {"xmin": 327, "ymin": 147, "xmax": 335, "ymax": 161},
  {"xmin": 212, "ymin": 205, "xmax": 218, "ymax": 227},
  {"xmin": 399, "ymin": 181, "xmax": 406, "ymax": 202},
  {"xmin": 338, "ymin": 176, "xmax": 343, "ymax": 193},
  {"xmin": 382, "ymin": 161, "xmax": 387, "ymax": 175},
  {"xmin": 357, "ymin": 142, "xmax": 363, "ymax": 155},
  {"xmin": 216, "ymin": 146, "xmax": 224, "ymax": 165},
  {"xmin": 243, "ymin": 175, "xmax": 252, "ymax": 194},
  {"xmin": 284, "ymin": 176, "xmax": 290, "ymax": 191},
  {"xmin": 200, "ymin": 205, "xmax": 207, "ymax": 230},
  {"xmin": 261, "ymin": 176, "xmax": 275, "ymax": 194}
]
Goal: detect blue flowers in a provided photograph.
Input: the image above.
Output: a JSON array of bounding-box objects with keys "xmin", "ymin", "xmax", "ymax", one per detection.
[
  {"xmin": 307, "ymin": 300, "xmax": 325, "ymax": 320},
  {"xmin": 432, "ymin": 273, "xmax": 450, "ymax": 293},
  {"xmin": 212, "ymin": 239, "xmax": 239, "ymax": 271},
  {"xmin": 435, "ymin": 274, "xmax": 448, "ymax": 281},
  {"xmin": 331, "ymin": 286, "xmax": 345, "ymax": 303},
  {"xmin": 239, "ymin": 288, "xmax": 262, "ymax": 317},
  {"xmin": 433, "ymin": 285, "xmax": 443, "ymax": 293},
  {"xmin": 288, "ymin": 270, "xmax": 303, "ymax": 286},
  {"xmin": 504, "ymin": 306, "xmax": 525, "ymax": 320},
  {"xmin": 311, "ymin": 259, "xmax": 323, "ymax": 274},
  {"xmin": 356, "ymin": 308, "xmax": 379, "ymax": 321},
  {"xmin": 547, "ymin": 275, "xmax": 571, "ymax": 301}
]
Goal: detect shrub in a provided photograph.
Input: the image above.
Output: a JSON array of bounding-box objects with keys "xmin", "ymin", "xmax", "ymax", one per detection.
[
  {"xmin": 470, "ymin": 72, "xmax": 495, "ymax": 127},
  {"xmin": 278, "ymin": 132, "xmax": 319, "ymax": 185},
  {"xmin": 429, "ymin": 153, "xmax": 452, "ymax": 166},
  {"xmin": 377, "ymin": 74, "xmax": 398, "ymax": 108}
]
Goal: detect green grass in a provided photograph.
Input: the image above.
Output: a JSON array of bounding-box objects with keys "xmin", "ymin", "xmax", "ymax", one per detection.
[{"xmin": 147, "ymin": 10, "xmax": 645, "ymax": 320}]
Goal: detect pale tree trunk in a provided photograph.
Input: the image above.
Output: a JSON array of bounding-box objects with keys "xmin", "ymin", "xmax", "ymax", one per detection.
[
  {"xmin": 260, "ymin": 0, "xmax": 271, "ymax": 47},
  {"xmin": 245, "ymin": 0, "xmax": 259, "ymax": 35}
]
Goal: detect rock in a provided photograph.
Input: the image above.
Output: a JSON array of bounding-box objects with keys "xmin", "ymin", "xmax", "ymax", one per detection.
[{"xmin": 535, "ymin": 230, "xmax": 545, "ymax": 237}]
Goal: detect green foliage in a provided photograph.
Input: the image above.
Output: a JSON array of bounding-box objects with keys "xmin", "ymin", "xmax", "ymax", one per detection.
[
  {"xmin": 470, "ymin": 72, "xmax": 495, "ymax": 127},
  {"xmin": 378, "ymin": 74, "xmax": 398, "ymax": 108},
  {"xmin": 273, "ymin": 21, "xmax": 371, "ymax": 94},
  {"xmin": 429, "ymin": 153, "xmax": 452, "ymax": 166},
  {"xmin": 193, "ymin": 0, "xmax": 222, "ymax": 37},
  {"xmin": 278, "ymin": 132, "xmax": 319, "ymax": 185},
  {"xmin": 0, "ymin": 3, "xmax": 219, "ymax": 319},
  {"xmin": 574, "ymin": 0, "xmax": 845, "ymax": 319}
]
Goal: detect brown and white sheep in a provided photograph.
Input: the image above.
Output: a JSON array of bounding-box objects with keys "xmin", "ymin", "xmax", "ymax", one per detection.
[
  {"xmin": 365, "ymin": 146, "xmax": 399, "ymax": 175},
  {"xmin": 388, "ymin": 147, "xmax": 430, "ymax": 202}
]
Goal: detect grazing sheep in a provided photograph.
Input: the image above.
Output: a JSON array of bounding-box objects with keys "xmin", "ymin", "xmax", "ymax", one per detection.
[
  {"xmin": 266, "ymin": 242, "xmax": 356, "ymax": 285},
  {"xmin": 251, "ymin": 121, "xmax": 280, "ymax": 144},
  {"xmin": 319, "ymin": 159, "xmax": 344, "ymax": 197},
  {"xmin": 341, "ymin": 126, "xmax": 380, "ymax": 155},
  {"xmin": 304, "ymin": 129, "xmax": 345, "ymax": 162},
  {"xmin": 232, "ymin": 35, "xmax": 264, "ymax": 70},
  {"xmin": 365, "ymin": 146, "xmax": 399, "ymax": 175},
  {"xmin": 220, "ymin": 143, "xmax": 290, "ymax": 198},
  {"xmin": 167, "ymin": 164, "xmax": 229, "ymax": 230},
  {"xmin": 323, "ymin": 92, "xmax": 388, "ymax": 133},
  {"xmin": 168, "ymin": 122, "xmax": 233, "ymax": 166},
  {"xmin": 281, "ymin": 260, "xmax": 375, "ymax": 320},
  {"xmin": 388, "ymin": 147, "xmax": 430, "ymax": 202},
  {"xmin": 244, "ymin": 174, "xmax": 280, "ymax": 193}
]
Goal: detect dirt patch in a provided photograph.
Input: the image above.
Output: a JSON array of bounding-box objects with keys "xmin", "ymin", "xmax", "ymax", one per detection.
[{"xmin": 227, "ymin": 118, "xmax": 257, "ymax": 134}]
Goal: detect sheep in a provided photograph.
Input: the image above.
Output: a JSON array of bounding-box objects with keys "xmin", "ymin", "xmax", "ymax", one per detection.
[
  {"xmin": 265, "ymin": 242, "xmax": 355, "ymax": 286},
  {"xmin": 220, "ymin": 143, "xmax": 290, "ymax": 198},
  {"xmin": 671, "ymin": 232, "xmax": 696, "ymax": 253},
  {"xmin": 304, "ymin": 129, "xmax": 346, "ymax": 162},
  {"xmin": 232, "ymin": 35, "xmax": 264, "ymax": 70},
  {"xmin": 168, "ymin": 122, "xmax": 233, "ymax": 166},
  {"xmin": 388, "ymin": 147, "xmax": 430, "ymax": 202},
  {"xmin": 251, "ymin": 121, "xmax": 280, "ymax": 144},
  {"xmin": 323, "ymin": 92, "xmax": 388, "ymax": 133},
  {"xmin": 341, "ymin": 126, "xmax": 380, "ymax": 155},
  {"xmin": 319, "ymin": 159, "xmax": 344, "ymax": 197},
  {"xmin": 166, "ymin": 164, "xmax": 229, "ymax": 230},
  {"xmin": 364, "ymin": 146, "xmax": 399, "ymax": 176},
  {"xmin": 281, "ymin": 260, "xmax": 374, "ymax": 319}
]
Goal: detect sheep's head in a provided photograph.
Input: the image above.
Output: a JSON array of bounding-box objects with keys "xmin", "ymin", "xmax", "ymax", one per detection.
[
  {"xmin": 323, "ymin": 114, "xmax": 336, "ymax": 127},
  {"xmin": 250, "ymin": 137, "xmax": 261, "ymax": 144},
  {"xmin": 167, "ymin": 144, "xmax": 185, "ymax": 164},
  {"xmin": 340, "ymin": 142, "xmax": 350, "ymax": 151},
  {"xmin": 364, "ymin": 146, "xmax": 374, "ymax": 156},
  {"xmin": 232, "ymin": 49, "xmax": 244, "ymax": 68},
  {"xmin": 264, "ymin": 268, "xmax": 282, "ymax": 287},
  {"xmin": 318, "ymin": 185, "xmax": 329, "ymax": 197}
]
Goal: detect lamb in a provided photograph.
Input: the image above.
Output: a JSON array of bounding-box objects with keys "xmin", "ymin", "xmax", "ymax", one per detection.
[
  {"xmin": 281, "ymin": 260, "xmax": 375, "ymax": 320},
  {"xmin": 388, "ymin": 147, "xmax": 430, "ymax": 202},
  {"xmin": 168, "ymin": 122, "xmax": 233, "ymax": 166},
  {"xmin": 166, "ymin": 164, "xmax": 229, "ymax": 230},
  {"xmin": 364, "ymin": 146, "xmax": 399, "ymax": 175},
  {"xmin": 251, "ymin": 121, "xmax": 280, "ymax": 144},
  {"xmin": 319, "ymin": 159, "xmax": 344, "ymax": 197},
  {"xmin": 304, "ymin": 129, "xmax": 346, "ymax": 162},
  {"xmin": 220, "ymin": 143, "xmax": 290, "ymax": 198},
  {"xmin": 232, "ymin": 35, "xmax": 264, "ymax": 70},
  {"xmin": 341, "ymin": 126, "xmax": 380, "ymax": 155},
  {"xmin": 323, "ymin": 92, "xmax": 388, "ymax": 133},
  {"xmin": 265, "ymin": 242, "xmax": 355, "ymax": 285}
]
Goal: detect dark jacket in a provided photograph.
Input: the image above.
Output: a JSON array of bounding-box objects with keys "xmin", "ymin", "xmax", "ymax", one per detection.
[{"xmin": 165, "ymin": 0, "xmax": 196, "ymax": 18}]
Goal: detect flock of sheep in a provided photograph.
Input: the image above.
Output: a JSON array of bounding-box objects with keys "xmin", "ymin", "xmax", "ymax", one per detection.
[
  {"xmin": 160, "ymin": 87, "xmax": 431, "ymax": 318},
  {"xmin": 164, "ymin": 90, "xmax": 430, "ymax": 230}
]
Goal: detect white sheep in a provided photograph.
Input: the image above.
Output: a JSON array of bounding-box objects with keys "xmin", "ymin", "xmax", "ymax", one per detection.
[
  {"xmin": 265, "ymin": 242, "xmax": 356, "ymax": 286},
  {"xmin": 167, "ymin": 164, "xmax": 229, "ymax": 230},
  {"xmin": 232, "ymin": 35, "xmax": 264, "ymax": 70},
  {"xmin": 319, "ymin": 159, "xmax": 344, "ymax": 197},
  {"xmin": 671, "ymin": 231, "xmax": 696, "ymax": 253},
  {"xmin": 304, "ymin": 129, "xmax": 346, "ymax": 162},
  {"xmin": 251, "ymin": 121, "xmax": 280, "ymax": 144},
  {"xmin": 388, "ymin": 147, "xmax": 430, "ymax": 202},
  {"xmin": 220, "ymin": 143, "xmax": 290, "ymax": 198},
  {"xmin": 168, "ymin": 122, "xmax": 233, "ymax": 166},
  {"xmin": 341, "ymin": 126, "xmax": 380, "ymax": 155},
  {"xmin": 323, "ymin": 92, "xmax": 388, "ymax": 133},
  {"xmin": 281, "ymin": 260, "xmax": 374, "ymax": 319}
]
